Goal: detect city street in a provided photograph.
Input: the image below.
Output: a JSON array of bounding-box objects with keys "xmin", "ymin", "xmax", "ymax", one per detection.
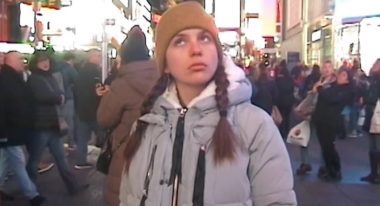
[{"xmin": 3, "ymin": 134, "xmax": 380, "ymax": 206}]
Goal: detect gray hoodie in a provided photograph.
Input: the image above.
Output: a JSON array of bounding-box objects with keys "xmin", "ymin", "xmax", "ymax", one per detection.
[{"xmin": 119, "ymin": 57, "xmax": 297, "ymax": 206}]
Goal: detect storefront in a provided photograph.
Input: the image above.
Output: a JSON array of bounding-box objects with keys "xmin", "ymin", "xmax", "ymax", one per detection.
[{"xmin": 306, "ymin": 20, "xmax": 332, "ymax": 65}]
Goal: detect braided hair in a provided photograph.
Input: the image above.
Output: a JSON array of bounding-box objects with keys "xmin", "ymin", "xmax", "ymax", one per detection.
[{"xmin": 124, "ymin": 74, "xmax": 169, "ymax": 171}]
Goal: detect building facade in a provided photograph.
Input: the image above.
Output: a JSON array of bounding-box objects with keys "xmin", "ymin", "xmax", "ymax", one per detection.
[{"xmin": 281, "ymin": 0, "xmax": 334, "ymax": 66}]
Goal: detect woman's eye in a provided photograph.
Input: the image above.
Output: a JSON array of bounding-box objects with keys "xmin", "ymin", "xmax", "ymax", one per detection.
[
  {"xmin": 200, "ymin": 34, "xmax": 212, "ymax": 43},
  {"xmin": 173, "ymin": 38, "xmax": 186, "ymax": 46}
]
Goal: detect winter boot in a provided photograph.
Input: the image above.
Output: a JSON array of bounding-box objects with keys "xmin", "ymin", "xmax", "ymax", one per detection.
[
  {"xmin": 371, "ymin": 151, "xmax": 380, "ymax": 184},
  {"xmin": 360, "ymin": 152, "xmax": 375, "ymax": 182},
  {"xmin": 361, "ymin": 151, "xmax": 380, "ymax": 184}
]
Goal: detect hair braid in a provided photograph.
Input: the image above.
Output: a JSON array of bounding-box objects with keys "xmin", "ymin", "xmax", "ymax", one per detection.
[
  {"xmin": 124, "ymin": 74, "xmax": 170, "ymax": 172},
  {"xmin": 212, "ymin": 55, "xmax": 236, "ymax": 164}
]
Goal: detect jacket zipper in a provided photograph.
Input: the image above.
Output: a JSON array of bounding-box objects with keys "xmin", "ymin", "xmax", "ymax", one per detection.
[
  {"xmin": 140, "ymin": 145, "xmax": 157, "ymax": 206},
  {"xmin": 171, "ymin": 107, "xmax": 188, "ymax": 206}
]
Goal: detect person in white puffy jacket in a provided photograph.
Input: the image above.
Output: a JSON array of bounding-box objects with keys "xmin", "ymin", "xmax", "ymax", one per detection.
[{"xmin": 119, "ymin": 2, "xmax": 297, "ymax": 206}]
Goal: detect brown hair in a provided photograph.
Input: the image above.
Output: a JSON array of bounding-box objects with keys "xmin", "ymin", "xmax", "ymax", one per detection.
[{"xmin": 124, "ymin": 38, "xmax": 236, "ymax": 172}]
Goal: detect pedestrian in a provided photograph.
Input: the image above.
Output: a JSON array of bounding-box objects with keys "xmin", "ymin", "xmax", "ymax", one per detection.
[
  {"xmin": 312, "ymin": 62, "xmax": 354, "ymax": 182},
  {"xmin": 295, "ymin": 64, "xmax": 321, "ymax": 176},
  {"xmin": 26, "ymin": 50, "xmax": 88, "ymax": 195},
  {"xmin": 59, "ymin": 52, "xmax": 78, "ymax": 149},
  {"xmin": 0, "ymin": 51, "xmax": 46, "ymax": 206},
  {"xmin": 361, "ymin": 58, "xmax": 380, "ymax": 184},
  {"xmin": 250, "ymin": 62, "xmax": 277, "ymax": 115},
  {"xmin": 347, "ymin": 59, "xmax": 366, "ymax": 138},
  {"xmin": 119, "ymin": 2, "xmax": 296, "ymax": 205},
  {"xmin": 97, "ymin": 29, "xmax": 159, "ymax": 206},
  {"xmin": 275, "ymin": 60, "xmax": 295, "ymax": 139},
  {"xmin": 74, "ymin": 49, "xmax": 105, "ymax": 169}
]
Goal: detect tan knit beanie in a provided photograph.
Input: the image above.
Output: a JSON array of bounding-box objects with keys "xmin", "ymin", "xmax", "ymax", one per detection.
[{"xmin": 155, "ymin": 1, "xmax": 219, "ymax": 73}]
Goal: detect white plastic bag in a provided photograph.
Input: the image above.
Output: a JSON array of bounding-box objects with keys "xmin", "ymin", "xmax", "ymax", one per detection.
[{"xmin": 287, "ymin": 120, "xmax": 311, "ymax": 147}]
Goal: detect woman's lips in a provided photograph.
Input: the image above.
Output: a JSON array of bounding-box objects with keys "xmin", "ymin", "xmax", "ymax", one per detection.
[{"xmin": 188, "ymin": 63, "xmax": 207, "ymax": 71}]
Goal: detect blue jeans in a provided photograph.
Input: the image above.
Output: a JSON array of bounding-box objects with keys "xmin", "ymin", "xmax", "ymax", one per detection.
[
  {"xmin": 64, "ymin": 99, "xmax": 76, "ymax": 145},
  {"xmin": 76, "ymin": 120, "xmax": 105, "ymax": 165},
  {"xmin": 0, "ymin": 146, "xmax": 39, "ymax": 199},
  {"xmin": 26, "ymin": 130, "xmax": 79, "ymax": 192}
]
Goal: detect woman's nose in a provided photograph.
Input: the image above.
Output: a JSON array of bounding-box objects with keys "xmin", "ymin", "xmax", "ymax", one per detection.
[{"xmin": 189, "ymin": 41, "xmax": 202, "ymax": 56}]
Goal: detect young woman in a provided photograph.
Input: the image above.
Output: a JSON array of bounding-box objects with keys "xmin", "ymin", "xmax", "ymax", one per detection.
[
  {"xmin": 312, "ymin": 63, "xmax": 354, "ymax": 181},
  {"xmin": 119, "ymin": 2, "xmax": 296, "ymax": 206}
]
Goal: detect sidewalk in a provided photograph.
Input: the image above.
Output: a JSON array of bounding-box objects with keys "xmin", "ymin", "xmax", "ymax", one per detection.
[
  {"xmin": 289, "ymin": 133, "xmax": 380, "ymax": 206},
  {"xmin": 3, "ymin": 136, "xmax": 380, "ymax": 206}
]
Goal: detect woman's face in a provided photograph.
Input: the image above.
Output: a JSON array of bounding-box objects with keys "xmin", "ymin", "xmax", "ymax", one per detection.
[
  {"xmin": 37, "ymin": 58, "xmax": 50, "ymax": 71},
  {"xmin": 165, "ymin": 29, "xmax": 218, "ymax": 89},
  {"xmin": 337, "ymin": 70, "xmax": 349, "ymax": 85}
]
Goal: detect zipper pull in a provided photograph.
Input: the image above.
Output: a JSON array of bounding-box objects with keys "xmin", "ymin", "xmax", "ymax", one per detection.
[{"xmin": 179, "ymin": 107, "xmax": 188, "ymax": 117}]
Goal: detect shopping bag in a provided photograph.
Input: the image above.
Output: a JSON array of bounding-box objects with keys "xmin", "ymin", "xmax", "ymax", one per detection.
[
  {"xmin": 295, "ymin": 92, "xmax": 318, "ymax": 117},
  {"xmin": 287, "ymin": 120, "xmax": 311, "ymax": 147},
  {"xmin": 370, "ymin": 100, "xmax": 380, "ymax": 134},
  {"xmin": 272, "ymin": 106, "xmax": 283, "ymax": 125}
]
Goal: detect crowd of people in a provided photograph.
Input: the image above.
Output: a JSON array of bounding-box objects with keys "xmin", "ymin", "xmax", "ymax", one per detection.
[
  {"xmin": 0, "ymin": 1, "xmax": 380, "ymax": 206},
  {"xmin": 247, "ymin": 54, "xmax": 380, "ymax": 184}
]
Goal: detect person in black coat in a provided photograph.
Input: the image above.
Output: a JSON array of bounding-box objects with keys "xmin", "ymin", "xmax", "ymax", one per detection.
[
  {"xmin": 251, "ymin": 62, "xmax": 278, "ymax": 115},
  {"xmin": 275, "ymin": 60, "xmax": 295, "ymax": 139},
  {"xmin": 26, "ymin": 50, "xmax": 87, "ymax": 194},
  {"xmin": 0, "ymin": 51, "xmax": 45, "ymax": 206},
  {"xmin": 312, "ymin": 66, "xmax": 354, "ymax": 182},
  {"xmin": 74, "ymin": 49, "xmax": 105, "ymax": 169},
  {"xmin": 361, "ymin": 59, "xmax": 380, "ymax": 184}
]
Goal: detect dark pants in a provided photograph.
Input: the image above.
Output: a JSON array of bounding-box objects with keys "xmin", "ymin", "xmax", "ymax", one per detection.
[
  {"xmin": 315, "ymin": 122, "xmax": 341, "ymax": 176},
  {"xmin": 76, "ymin": 120, "xmax": 105, "ymax": 165},
  {"xmin": 278, "ymin": 105, "xmax": 292, "ymax": 139},
  {"xmin": 26, "ymin": 129, "xmax": 79, "ymax": 192}
]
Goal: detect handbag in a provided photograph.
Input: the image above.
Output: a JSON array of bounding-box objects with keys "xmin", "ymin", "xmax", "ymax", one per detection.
[
  {"xmin": 287, "ymin": 120, "xmax": 311, "ymax": 147},
  {"xmin": 272, "ymin": 106, "xmax": 283, "ymax": 125},
  {"xmin": 96, "ymin": 131, "xmax": 113, "ymax": 174},
  {"xmin": 370, "ymin": 100, "xmax": 380, "ymax": 134},
  {"xmin": 96, "ymin": 128, "xmax": 127, "ymax": 175}
]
